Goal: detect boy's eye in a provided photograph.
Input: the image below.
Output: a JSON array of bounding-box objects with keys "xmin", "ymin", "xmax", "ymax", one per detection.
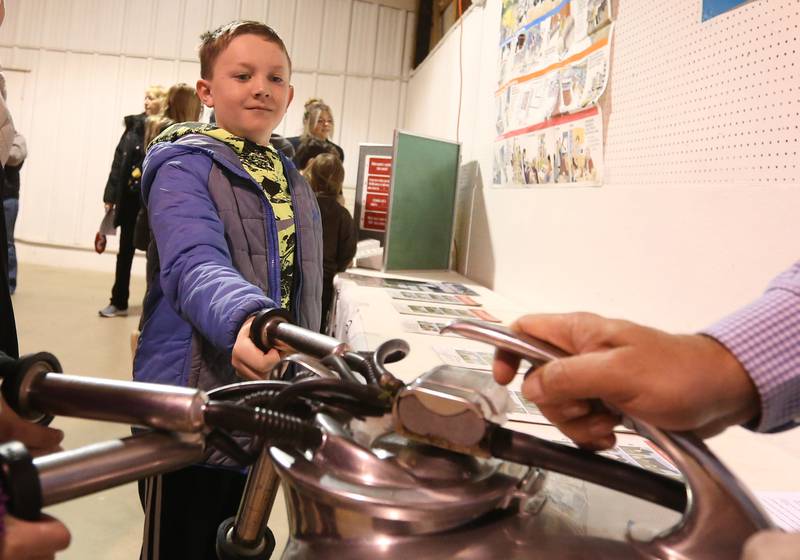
[
  {"xmin": 270, "ymin": 75, "xmax": 285, "ymax": 84},
  {"xmin": 235, "ymin": 73, "xmax": 250, "ymax": 81}
]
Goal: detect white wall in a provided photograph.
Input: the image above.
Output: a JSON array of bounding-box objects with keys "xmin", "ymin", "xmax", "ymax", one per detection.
[
  {"xmin": 0, "ymin": 0, "xmax": 414, "ymax": 267},
  {"xmin": 404, "ymin": 0, "xmax": 800, "ymax": 331}
]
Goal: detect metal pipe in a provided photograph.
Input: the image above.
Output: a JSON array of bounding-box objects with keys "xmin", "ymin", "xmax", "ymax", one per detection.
[
  {"xmin": 233, "ymin": 446, "xmax": 281, "ymax": 546},
  {"xmin": 34, "ymin": 432, "xmax": 204, "ymax": 507},
  {"xmin": 250, "ymin": 309, "xmax": 349, "ymax": 357},
  {"xmin": 22, "ymin": 373, "xmax": 208, "ymax": 433}
]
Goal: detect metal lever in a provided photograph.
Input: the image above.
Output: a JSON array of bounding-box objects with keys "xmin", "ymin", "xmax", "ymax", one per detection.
[{"xmin": 440, "ymin": 318, "xmax": 567, "ymax": 368}]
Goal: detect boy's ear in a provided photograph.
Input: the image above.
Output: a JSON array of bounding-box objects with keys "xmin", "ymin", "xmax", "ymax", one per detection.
[{"xmin": 196, "ymin": 79, "xmax": 214, "ymax": 108}]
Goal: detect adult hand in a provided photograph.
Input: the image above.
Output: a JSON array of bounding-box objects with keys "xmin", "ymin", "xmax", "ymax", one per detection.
[
  {"xmin": 741, "ymin": 530, "xmax": 800, "ymax": 560},
  {"xmin": 0, "ymin": 514, "xmax": 71, "ymax": 560},
  {"xmin": 493, "ymin": 312, "xmax": 760, "ymax": 449},
  {"xmin": 232, "ymin": 316, "xmax": 281, "ymax": 380},
  {"xmin": 0, "ymin": 396, "xmax": 63, "ymax": 455}
]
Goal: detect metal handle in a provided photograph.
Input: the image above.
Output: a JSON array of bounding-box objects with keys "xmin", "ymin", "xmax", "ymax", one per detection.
[
  {"xmin": 14, "ymin": 371, "xmax": 208, "ymax": 434},
  {"xmin": 2, "ymin": 432, "xmax": 204, "ymax": 520},
  {"xmin": 250, "ymin": 308, "xmax": 349, "ymax": 357}
]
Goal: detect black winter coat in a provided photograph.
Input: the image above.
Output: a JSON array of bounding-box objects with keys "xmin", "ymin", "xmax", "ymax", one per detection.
[{"xmin": 103, "ymin": 113, "xmax": 145, "ymax": 226}]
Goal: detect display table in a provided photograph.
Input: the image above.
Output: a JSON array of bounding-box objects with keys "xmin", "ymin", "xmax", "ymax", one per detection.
[{"xmin": 331, "ymin": 267, "xmax": 800, "ymax": 533}]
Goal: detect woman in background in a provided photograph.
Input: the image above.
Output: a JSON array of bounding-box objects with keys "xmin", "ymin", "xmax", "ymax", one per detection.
[
  {"xmin": 99, "ymin": 85, "xmax": 165, "ymax": 318},
  {"xmin": 302, "ymin": 153, "xmax": 356, "ymax": 332},
  {"xmin": 289, "ymin": 98, "xmax": 344, "ymax": 164}
]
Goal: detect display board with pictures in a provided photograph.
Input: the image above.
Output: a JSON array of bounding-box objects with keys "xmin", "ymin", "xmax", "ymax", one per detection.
[{"xmin": 494, "ymin": 0, "xmax": 613, "ymax": 188}]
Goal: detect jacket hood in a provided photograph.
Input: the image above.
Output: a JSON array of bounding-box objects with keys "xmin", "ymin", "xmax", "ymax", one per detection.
[{"xmin": 141, "ymin": 133, "xmax": 298, "ymax": 202}]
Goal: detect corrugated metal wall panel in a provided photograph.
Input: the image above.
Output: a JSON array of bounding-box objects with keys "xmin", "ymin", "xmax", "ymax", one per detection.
[
  {"xmin": 122, "ymin": 0, "xmax": 156, "ymax": 58},
  {"xmin": 5, "ymin": 1, "xmax": 42, "ymax": 48},
  {"xmin": 319, "ymin": 0, "xmax": 352, "ymax": 74},
  {"xmin": 373, "ymin": 6, "xmax": 404, "ymax": 78},
  {"xmin": 266, "ymin": 0, "xmax": 297, "ymax": 49},
  {"xmin": 1, "ymin": 0, "xmax": 412, "ymax": 251},
  {"xmin": 347, "ymin": 1, "xmax": 377, "ymax": 74},
  {"xmin": 210, "ymin": 0, "xmax": 241, "ymax": 30},
  {"xmin": 292, "ymin": 0, "xmax": 324, "ymax": 70},
  {"xmin": 150, "ymin": 59, "xmax": 179, "ymax": 89},
  {"xmin": 92, "ymin": 0, "xmax": 127, "ymax": 54},
  {"xmin": 180, "ymin": 0, "xmax": 212, "ymax": 60},
  {"xmin": 40, "ymin": 0, "xmax": 73, "ymax": 51},
  {"xmin": 368, "ymin": 78, "xmax": 399, "ymax": 140},
  {"xmin": 240, "ymin": 0, "xmax": 268, "ymax": 22},
  {"xmin": 339, "ymin": 75, "xmax": 371, "ymax": 180},
  {"xmin": 315, "ymin": 73, "xmax": 346, "ymax": 144},
  {"xmin": 152, "ymin": 0, "xmax": 183, "ymax": 60},
  {"xmin": 282, "ymin": 71, "xmax": 317, "ymax": 138}
]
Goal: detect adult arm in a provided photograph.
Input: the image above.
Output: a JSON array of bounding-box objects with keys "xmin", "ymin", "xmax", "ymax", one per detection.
[
  {"xmin": 701, "ymin": 262, "xmax": 800, "ymax": 432},
  {"xmin": 493, "ymin": 313, "xmax": 758, "ymax": 449}
]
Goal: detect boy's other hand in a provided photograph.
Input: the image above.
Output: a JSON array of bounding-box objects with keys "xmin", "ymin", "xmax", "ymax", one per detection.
[
  {"xmin": 493, "ymin": 313, "xmax": 760, "ymax": 449},
  {"xmin": 232, "ymin": 316, "xmax": 281, "ymax": 380},
  {"xmin": 0, "ymin": 514, "xmax": 71, "ymax": 560}
]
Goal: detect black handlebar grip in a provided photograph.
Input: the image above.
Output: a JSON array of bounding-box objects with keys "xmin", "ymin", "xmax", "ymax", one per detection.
[
  {"xmin": 0, "ymin": 352, "xmax": 62, "ymax": 425},
  {"xmin": 0, "ymin": 441, "xmax": 43, "ymax": 521},
  {"xmin": 249, "ymin": 308, "xmax": 293, "ymax": 353}
]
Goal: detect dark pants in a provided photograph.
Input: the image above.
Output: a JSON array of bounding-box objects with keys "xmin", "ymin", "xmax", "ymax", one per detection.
[
  {"xmin": 2, "ymin": 198, "xmax": 17, "ymax": 293},
  {"xmin": 110, "ymin": 194, "xmax": 140, "ymax": 309},
  {"xmin": 138, "ymin": 465, "xmax": 248, "ymax": 560}
]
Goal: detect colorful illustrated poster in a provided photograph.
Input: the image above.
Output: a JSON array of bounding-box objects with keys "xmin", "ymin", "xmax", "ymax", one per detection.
[
  {"xmin": 360, "ymin": 155, "xmax": 392, "ymax": 231},
  {"xmin": 494, "ymin": 0, "xmax": 613, "ymax": 187}
]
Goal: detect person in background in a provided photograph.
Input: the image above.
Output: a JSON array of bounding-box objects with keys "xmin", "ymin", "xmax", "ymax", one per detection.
[
  {"xmin": 492, "ymin": 261, "xmax": 800, "ymax": 559},
  {"xmin": 288, "ymin": 98, "xmax": 344, "ymax": 163},
  {"xmin": 0, "ymin": 3, "xmax": 71, "ymax": 556},
  {"xmin": 293, "ymin": 136, "xmax": 340, "ymax": 182},
  {"xmin": 302, "ymin": 153, "xmax": 356, "ymax": 332},
  {"xmin": 98, "ymin": 85, "xmax": 166, "ymax": 318},
  {"xmin": 1, "ymin": 132, "xmax": 25, "ymax": 294},
  {"xmin": 134, "ymin": 21, "xmax": 322, "ymax": 558}
]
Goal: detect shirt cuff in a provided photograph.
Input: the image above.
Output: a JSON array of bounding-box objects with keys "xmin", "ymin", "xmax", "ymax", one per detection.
[{"xmin": 701, "ymin": 288, "xmax": 800, "ymax": 433}]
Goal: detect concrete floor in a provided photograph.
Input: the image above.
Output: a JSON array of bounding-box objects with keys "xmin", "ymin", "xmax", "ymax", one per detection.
[{"xmin": 12, "ymin": 262, "xmax": 288, "ymax": 559}]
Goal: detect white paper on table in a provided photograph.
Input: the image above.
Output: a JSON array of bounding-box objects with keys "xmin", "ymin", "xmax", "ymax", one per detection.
[{"xmin": 756, "ymin": 491, "xmax": 800, "ymax": 531}]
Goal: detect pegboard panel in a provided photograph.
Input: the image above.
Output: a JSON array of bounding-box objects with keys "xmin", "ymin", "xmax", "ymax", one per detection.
[{"xmin": 605, "ymin": 0, "xmax": 800, "ymax": 186}]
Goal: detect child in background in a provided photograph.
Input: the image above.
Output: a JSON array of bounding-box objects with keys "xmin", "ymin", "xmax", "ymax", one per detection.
[
  {"xmin": 134, "ymin": 21, "xmax": 322, "ymax": 559},
  {"xmin": 303, "ymin": 153, "xmax": 356, "ymax": 332}
]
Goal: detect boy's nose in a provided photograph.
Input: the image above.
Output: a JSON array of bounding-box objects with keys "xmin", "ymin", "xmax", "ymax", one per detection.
[{"xmin": 252, "ymin": 78, "xmax": 270, "ymax": 97}]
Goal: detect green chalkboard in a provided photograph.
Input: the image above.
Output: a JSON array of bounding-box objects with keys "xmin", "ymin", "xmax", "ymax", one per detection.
[{"xmin": 383, "ymin": 131, "xmax": 461, "ymax": 271}]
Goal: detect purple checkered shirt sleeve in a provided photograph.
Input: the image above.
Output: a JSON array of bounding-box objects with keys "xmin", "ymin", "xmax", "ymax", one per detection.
[{"xmin": 702, "ymin": 261, "xmax": 800, "ymax": 433}]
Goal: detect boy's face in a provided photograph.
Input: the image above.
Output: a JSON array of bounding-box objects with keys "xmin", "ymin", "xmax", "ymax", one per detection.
[{"xmin": 197, "ymin": 34, "xmax": 293, "ymax": 146}]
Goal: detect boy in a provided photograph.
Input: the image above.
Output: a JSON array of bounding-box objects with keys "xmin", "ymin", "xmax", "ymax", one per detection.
[{"xmin": 134, "ymin": 21, "xmax": 322, "ymax": 559}]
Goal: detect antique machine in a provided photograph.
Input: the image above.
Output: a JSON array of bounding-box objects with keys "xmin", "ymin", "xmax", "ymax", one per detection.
[{"xmin": 0, "ymin": 314, "xmax": 774, "ymax": 559}]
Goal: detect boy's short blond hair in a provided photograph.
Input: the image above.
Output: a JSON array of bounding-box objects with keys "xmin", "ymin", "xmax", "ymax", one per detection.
[{"xmin": 199, "ymin": 20, "xmax": 292, "ymax": 79}]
